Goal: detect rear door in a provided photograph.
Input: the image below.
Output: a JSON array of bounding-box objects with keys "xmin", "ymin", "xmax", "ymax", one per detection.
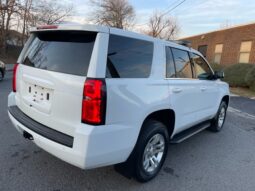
[{"xmin": 15, "ymin": 30, "xmax": 98, "ymax": 136}]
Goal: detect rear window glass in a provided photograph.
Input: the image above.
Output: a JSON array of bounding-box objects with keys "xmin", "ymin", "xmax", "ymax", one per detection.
[
  {"xmin": 166, "ymin": 47, "xmax": 176, "ymax": 78},
  {"xmin": 22, "ymin": 31, "xmax": 97, "ymax": 76},
  {"xmin": 106, "ymin": 35, "xmax": 153, "ymax": 78}
]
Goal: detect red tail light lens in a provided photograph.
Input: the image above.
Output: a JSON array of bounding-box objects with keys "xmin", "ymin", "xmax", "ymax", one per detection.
[
  {"xmin": 12, "ymin": 64, "xmax": 19, "ymax": 92},
  {"xmin": 82, "ymin": 78, "xmax": 106, "ymax": 125}
]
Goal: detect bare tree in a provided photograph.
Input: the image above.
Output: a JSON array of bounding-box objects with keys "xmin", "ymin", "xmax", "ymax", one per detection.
[
  {"xmin": 0, "ymin": 0, "xmax": 74, "ymax": 54},
  {"xmin": 0, "ymin": 0, "xmax": 20, "ymax": 54},
  {"xmin": 145, "ymin": 11, "xmax": 180, "ymax": 40},
  {"xmin": 219, "ymin": 19, "xmax": 233, "ymax": 29},
  {"xmin": 32, "ymin": 0, "xmax": 74, "ymax": 25},
  {"xmin": 19, "ymin": 0, "xmax": 32, "ymax": 45},
  {"xmin": 90, "ymin": 0, "xmax": 135, "ymax": 29},
  {"xmin": 19, "ymin": 0, "xmax": 74, "ymax": 44}
]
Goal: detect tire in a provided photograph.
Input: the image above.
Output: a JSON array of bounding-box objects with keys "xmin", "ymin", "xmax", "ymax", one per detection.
[
  {"xmin": 209, "ymin": 101, "xmax": 227, "ymax": 132},
  {"xmin": 130, "ymin": 120, "xmax": 169, "ymax": 182},
  {"xmin": 0, "ymin": 70, "xmax": 3, "ymax": 81}
]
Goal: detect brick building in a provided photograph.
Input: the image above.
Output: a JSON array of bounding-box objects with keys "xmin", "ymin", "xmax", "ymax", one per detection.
[{"xmin": 181, "ymin": 23, "xmax": 255, "ymax": 65}]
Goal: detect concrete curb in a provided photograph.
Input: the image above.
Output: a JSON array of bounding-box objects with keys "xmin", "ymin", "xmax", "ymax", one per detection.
[{"xmin": 230, "ymin": 93, "xmax": 239, "ymax": 97}]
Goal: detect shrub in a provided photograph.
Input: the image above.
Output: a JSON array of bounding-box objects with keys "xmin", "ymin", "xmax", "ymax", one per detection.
[
  {"xmin": 245, "ymin": 65, "xmax": 255, "ymax": 91},
  {"xmin": 223, "ymin": 64, "xmax": 253, "ymax": 87},
  {"xmin": 210, "ymin": 63, "xmax": 226, "ymax": 72}
]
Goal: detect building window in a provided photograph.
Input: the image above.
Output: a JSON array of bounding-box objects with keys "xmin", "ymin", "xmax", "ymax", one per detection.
[
  {"xmin": 239, "ymin": 41, "xmax": 252, "ymax": 63},
  {"xmin": 198, "ymin": 45, "xmax": 207, "ymax": 57},
  {"xmin": 214, "ymin": 44, "xmax": 223, "ymax": 64}
]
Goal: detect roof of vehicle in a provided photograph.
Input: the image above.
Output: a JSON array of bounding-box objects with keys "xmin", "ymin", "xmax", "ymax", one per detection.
[{"xmin": 31, "ymin": 24, "xmax": 202, "ymax": 57}]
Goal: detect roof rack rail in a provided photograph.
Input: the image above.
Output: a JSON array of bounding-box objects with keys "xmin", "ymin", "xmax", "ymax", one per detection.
[{"xmin": 170, "ymin": 40, "xmax": 192, "ymax": 47}]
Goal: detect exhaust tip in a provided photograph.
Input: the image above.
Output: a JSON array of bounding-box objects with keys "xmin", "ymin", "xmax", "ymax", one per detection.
[{"xmin": 23, "ymin": 131, "xmax": 34, "ymax": 140}]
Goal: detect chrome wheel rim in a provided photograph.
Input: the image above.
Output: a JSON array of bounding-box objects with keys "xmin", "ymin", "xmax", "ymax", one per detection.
[
  {"xmin": 142, "ymin": 134, "xmax": 165, "ymax": 173},
  {"xmin": 218, "ymin": 107, "xmax": 226, "ymax": 128}
]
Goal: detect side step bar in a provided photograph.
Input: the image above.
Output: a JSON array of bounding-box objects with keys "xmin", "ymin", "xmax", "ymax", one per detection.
[{"xmin": 170, "ymin": 121, "xmax": 211, "ymax": 144}]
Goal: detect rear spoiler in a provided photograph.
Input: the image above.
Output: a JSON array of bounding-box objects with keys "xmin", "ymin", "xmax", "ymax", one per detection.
[{"xmin": 30, "ymin": 24, "xmax": 109, "ymax": 33}]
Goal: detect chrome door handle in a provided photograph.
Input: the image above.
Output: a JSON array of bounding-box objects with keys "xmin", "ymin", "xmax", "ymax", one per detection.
[{"xmin": 173, "ymin": 88, "xmax": 182, "ymax": 93}]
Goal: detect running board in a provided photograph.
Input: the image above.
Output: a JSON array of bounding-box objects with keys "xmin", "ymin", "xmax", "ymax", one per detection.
[{"xmin": 170, "ymin": 121, "xmax": 211, "ymax": 144}]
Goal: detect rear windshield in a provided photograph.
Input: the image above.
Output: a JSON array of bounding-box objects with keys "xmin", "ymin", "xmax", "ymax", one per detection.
[{"xmin": 22, "ymin": 31, "xmax": 97, "ymax": 76}]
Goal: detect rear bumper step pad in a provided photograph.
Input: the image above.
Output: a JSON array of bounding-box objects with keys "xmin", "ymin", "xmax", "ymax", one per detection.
[{"xmin": 8, "ymin": 106, "xmax": 74, "ymax": 148}]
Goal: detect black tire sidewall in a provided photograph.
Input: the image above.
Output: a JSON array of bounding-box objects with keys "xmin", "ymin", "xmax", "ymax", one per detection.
[
  {"xmin": 211, "ymin": 102, "xmax": 227, "ymax": 131},
  {"xmin": 0, "ymin": 70, "xmax": 3, "ymax": 81},
  {"xmin": 134, "ymin": 120, "xmax": 169, "ymax": 182}
]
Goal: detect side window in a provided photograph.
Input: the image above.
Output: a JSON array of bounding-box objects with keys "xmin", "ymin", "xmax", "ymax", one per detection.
[
  {"xmin": 191, "ymin": 53, "xmax": 213, "ymax": 80},
  {"xmin": 107, "ymin": 35, "xmax": 153, "ymax": 78},
  {"xmin": 165, "ymin": 47, "xmax": 176, "ymax": 78},
  {"xmin": 172, "ymin": 48, "xmax": 193, "ymax": 78}
]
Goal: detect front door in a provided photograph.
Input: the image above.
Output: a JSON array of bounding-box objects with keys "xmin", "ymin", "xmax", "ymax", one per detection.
[{"xmin": 190, "ymin": 53, "xmax": 220, "ymax": 121}]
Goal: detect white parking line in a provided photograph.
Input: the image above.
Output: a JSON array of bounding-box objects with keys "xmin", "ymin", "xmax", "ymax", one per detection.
[{"xmin": 228, "ymin": 107, "xmax": 255, "ymax": 120}]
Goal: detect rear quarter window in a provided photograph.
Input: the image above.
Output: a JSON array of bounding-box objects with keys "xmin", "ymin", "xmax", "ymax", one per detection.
[
  {"xmin": 166, "ymin": 46, "xmax": 176, "ymax": 78},
  {"xmin": 106, "ymin": 35, "xmax": 153, "ymax": 78},
  {"xmin": 22, "ymin": 31, "xmax": 97, "ymax": 76}
]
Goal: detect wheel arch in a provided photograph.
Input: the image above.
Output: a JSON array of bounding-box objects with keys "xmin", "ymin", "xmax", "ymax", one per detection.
[
  {"xmin": 221, "ymin": 95, "xmax": 230, "ymax": 106},
  {"xmin": 0, "ymin": 68, "xmax": 4, "ymax": 79},
  {"xmin": 115, "ymin": 109, "xmax": 175, "ymax": 180},
  {"xmin": 140, "ymin": 109, "xmax": 175, "ymax": 139}
]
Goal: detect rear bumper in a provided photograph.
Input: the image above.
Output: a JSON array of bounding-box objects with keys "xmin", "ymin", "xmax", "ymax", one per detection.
[
  {"xmin": 8, "ymin": 94, "xmax": 137, "ymax": 170},
  {"xmin": 8, "ymin": 106, "xmax": 73, "ymax": 147}
]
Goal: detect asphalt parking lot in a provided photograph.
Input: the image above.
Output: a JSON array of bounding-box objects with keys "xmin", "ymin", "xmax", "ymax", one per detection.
[{"xmin": 1, "ymin": 70, "xmax": 255, "ymax": 191}]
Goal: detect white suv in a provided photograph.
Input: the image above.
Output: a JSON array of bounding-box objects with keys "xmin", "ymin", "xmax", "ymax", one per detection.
[{"xmin": 8, "ymin": 24, "xmax": 229, "ymax": 182}]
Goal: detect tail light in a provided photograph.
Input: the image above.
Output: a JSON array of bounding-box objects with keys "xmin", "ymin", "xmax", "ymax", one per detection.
[
  {"xmin": 12, "ymin": 63, "xmax": 19, "ymax": 92},
  {"xmin": 81, "ymin": 78, "xmax": 106, "ymax": 125}
]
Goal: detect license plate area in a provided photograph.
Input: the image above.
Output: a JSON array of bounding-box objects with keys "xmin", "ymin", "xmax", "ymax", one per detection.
[
  {"xmin": 28, "ymin": 84, "xmax": 52, "ymax": 103},
  {"xmin": 22, "ymin": 82, "xmax": 53, "ymax": 114}
]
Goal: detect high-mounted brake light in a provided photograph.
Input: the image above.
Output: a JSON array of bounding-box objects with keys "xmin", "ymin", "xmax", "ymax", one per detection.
[
  {"xmin": 36, "ymin": 25, "xmax": 58, "ymax": 30},
  {"xmin": 12, "ymin": 63, "xmax": 18, "ymax": 92},
  {"xmin": 81, "ymin": 78, "xmax": 106, "ymax": 125}
]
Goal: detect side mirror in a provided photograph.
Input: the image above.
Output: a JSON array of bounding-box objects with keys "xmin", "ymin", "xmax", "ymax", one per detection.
[{"xmin": 214, "ymin": 71, "xmax": 224, "ymax": 79}]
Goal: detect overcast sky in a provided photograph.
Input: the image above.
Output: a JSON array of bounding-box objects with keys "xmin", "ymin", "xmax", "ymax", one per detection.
[{"xmin": 69, "ymin": 0, "xmax": 255, "ymax": 38}]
